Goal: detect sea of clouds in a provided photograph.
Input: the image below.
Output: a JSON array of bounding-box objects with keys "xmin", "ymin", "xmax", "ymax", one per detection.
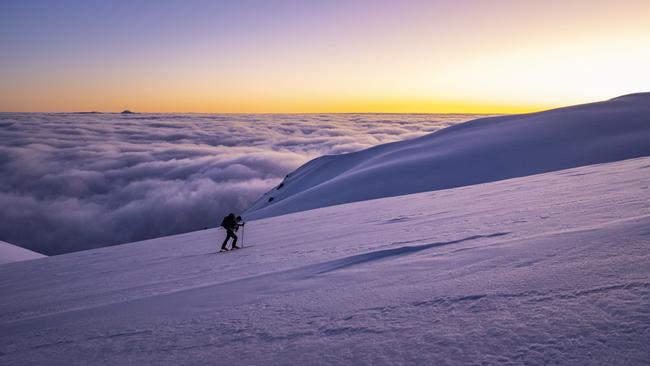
[{"xmin": 0, "ymin": 113, "xmax": 482, "ymax": 254}]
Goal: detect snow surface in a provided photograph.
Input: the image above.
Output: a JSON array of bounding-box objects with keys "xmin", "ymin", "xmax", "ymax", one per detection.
[
  {"xmin": 245, "ymin": 93, "xmax": 650, "ymax": 220},
  {"xmin": 1, "ymin": 157, "xmax": 649, "ymax": 365},
  {"xmin": 0, "ymin": 240, "xmax": 45, "ymax": 265}
]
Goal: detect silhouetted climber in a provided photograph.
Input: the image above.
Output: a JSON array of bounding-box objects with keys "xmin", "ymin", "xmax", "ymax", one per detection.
[{"xmin": 220, "ymin": 213, "xmax": 244, "ymax": 251}]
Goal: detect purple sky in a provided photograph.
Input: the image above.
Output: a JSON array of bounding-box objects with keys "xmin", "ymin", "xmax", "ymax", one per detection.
[{"xmin": 1, "ymin": 0, "xmax": 648, "ymax": 112}]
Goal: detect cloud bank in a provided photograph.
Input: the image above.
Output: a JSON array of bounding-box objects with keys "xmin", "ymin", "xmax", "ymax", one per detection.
[{"xmin": 0, "ymin": 113, "xmax": 479, "ymax": 254}]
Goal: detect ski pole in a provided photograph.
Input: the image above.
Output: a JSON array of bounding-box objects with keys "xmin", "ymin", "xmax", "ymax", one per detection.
[{"xmin": 241, "ymin": 224, "xmax": 245, "ymax": 248}]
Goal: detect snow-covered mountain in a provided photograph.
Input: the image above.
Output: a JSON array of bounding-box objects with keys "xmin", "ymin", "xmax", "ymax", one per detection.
[
  {"xmin": 245, "ymin": 93, "xmax": 650, "ymax": 219},
  {"xmin": 1, "ymin": 157, "xmax": 649, "ymax": 365},
  {"xmin": 0, "ymin": 240, "xmax": 45, "ymax": 265},
  {"xmin": 2, "ymin": 95, "xmax": 650, "ymax": 365}
]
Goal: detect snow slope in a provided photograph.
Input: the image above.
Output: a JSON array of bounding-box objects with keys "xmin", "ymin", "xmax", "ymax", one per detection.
[
  {"xmin": 1, "ymin": 157, "xmax": 649, "ymax": 365},
  {"xmin": 0, "ymin": 240, "xmax": 45, "ymax": 265},
  {"xmin": 245, "ymin": 93, "xmax": 650, "ymax": 220}
]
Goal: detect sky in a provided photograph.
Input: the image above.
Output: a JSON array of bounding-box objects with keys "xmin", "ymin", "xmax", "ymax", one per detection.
[{"xmin": 0, "ymin": 0, "xmax": 649, "ymax": 113}]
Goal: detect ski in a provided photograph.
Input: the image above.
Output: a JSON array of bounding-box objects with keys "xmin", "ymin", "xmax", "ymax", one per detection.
[{"xmin": 217, "ymin": 245, "xmax": 254, "ymax": 254}]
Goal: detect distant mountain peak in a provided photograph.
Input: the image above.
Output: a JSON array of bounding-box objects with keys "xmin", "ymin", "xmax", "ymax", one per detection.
[{"xmin": 609, "ymin": 92, "xmax": 650, "ymax": 101}]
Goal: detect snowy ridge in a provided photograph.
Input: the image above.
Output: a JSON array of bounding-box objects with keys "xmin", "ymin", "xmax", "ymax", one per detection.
[
  {"xmin": 0, "ymin": 240, "xmax": 45, "ymax": 265},
  {"xmin": 1, "ymin": 157, "xmax": 649, "ymax": 365},
  {"xmin": 245, "ymin": 93, "xmax": 650, "ymax": 219}
]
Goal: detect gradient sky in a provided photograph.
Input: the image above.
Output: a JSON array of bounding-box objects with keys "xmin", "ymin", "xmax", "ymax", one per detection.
[{"xmin": 1, "ymin": 0, "xmax": 649, "ymax": 113}]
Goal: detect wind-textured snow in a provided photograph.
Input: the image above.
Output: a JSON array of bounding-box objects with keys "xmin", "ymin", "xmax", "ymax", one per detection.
[
  {"xmin": 0, "ymin": 240, "xmax": 45, "ymax": 265},
  {"xmin": 245, "ymin": 93, "xmax": 650, "ymax": 220},
  {"xmin": 1, "ymin": 156, "xmax": 649, "ymax": 365}
]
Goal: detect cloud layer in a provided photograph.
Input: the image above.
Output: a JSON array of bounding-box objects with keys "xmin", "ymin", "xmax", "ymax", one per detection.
[{"xmin": 0, "ymin": 113, "xmax": 479, "ymax": 254}]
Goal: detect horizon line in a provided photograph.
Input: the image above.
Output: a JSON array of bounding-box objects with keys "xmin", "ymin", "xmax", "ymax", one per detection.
[
  {"xmin": 6, "ymin": 93, "xmax": 644, "ymax": 115},
  {"xmin": 0, "ymin": 110, "xmax": 508, "ymax": 115}
]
